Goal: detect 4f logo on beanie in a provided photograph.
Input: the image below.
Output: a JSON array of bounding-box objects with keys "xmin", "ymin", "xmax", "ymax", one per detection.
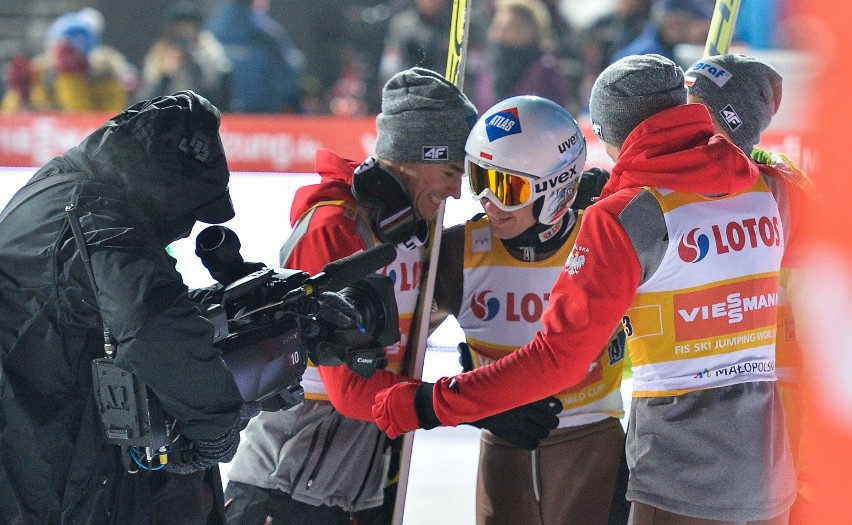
[
  {"xmin": 422, "ymin": 146, "xmax": 449, "ymax": 160},
  {"xmin": 591, "ymin": 120, "xmax": 603, "ymax": 141},
  {"xmin": 718, "ymin": 104, "xmax": 743, "ymax": 132}
]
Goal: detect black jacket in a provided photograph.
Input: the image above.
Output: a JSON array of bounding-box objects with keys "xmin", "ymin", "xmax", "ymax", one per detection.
[{"xmin": 0, "ymin": 91, "xmax": 243, "ymax": 524}]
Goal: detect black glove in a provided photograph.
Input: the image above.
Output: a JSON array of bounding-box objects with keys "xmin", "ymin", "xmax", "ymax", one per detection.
[
  {"xmin": 291, "ymin": 291, "xmax": 358, "ymax": 338},
  {"xmin": 312, "ymin": 291, "xmax": 359, "ymax": 329},
  {"xmin": 572, "ymin": 167, "xmax": 610, "ymax": 210},
  {"xmin": 163, "ymin": 401, "xmax": 260, "ymax": 475},
  {"xmin": 468, "ymin": 397, "xmax": 562, "ymax": 450},
  {"xmin": 238, "ymin": 400, "xmax": 262, "ymax": 429},
  {"xmin": 457, "ymin": 342, "xmax": 475, "ymax": 373},
  {"xmin": 164, "ymin": 427, "xmax": 239, "ymax": 475},
  {"xmin": 412, "ymin": 382, "xmax": 562, "ymax": 451}
]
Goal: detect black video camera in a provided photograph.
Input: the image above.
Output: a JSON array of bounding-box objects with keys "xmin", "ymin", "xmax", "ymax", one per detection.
[
  {"xmin": 91, "ymin": 226, "xmax": 399, "ymax": 461},
  {"xmin": 195, "ymin": 225, "xmax": 401, "ymax": 410}
]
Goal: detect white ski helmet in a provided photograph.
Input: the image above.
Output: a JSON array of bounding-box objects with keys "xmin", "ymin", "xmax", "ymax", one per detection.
[{"xmin": 465, "ymin": 95, "xmax": 586, "ymax": 225}]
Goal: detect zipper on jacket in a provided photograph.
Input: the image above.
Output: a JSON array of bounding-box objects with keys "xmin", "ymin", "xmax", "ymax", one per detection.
[
  {"xmin": 305, "ymin": 415, "xmax": 343, "ymax": 488},
  {"xmin": 531, "ymin": 449, "xmax": 541, "ymax": 502},
  {"xmin": 351, "ymin": 430, "xmax": 385, "ymax": 505},
  {"xmin": 292, "ymin": 422, "xmax": 324, "ymax": 489}
]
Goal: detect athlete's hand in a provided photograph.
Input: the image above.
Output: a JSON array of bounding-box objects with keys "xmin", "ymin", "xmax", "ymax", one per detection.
[
  {"xmin": 572, "ymin": 167, "xmax": 610, "ymax": 209},
  {"xmin": 372, "ymin": 380, "xmax": 561, "ymax": 450},
  {"xmin": 373, "ymin": 381, "xmax": 439, "ymax": 439},
  {"xmin": 467, "ymin": 397, "xmax": 562, "ymax": 450}
]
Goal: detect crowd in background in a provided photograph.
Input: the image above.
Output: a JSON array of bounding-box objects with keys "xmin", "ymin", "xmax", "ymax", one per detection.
[{"xmin": 0, "ymin": 0, "xmax": 798, "ymax": 117}]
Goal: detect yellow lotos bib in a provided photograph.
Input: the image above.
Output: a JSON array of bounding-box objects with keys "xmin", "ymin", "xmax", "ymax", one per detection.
[
  {"xmin": 626, "ymin": 180, "xmax": 785, "ymax": 397},
  {"xmin": 457, "ymin": 215, "xmax": 625, "ymax": 427}
]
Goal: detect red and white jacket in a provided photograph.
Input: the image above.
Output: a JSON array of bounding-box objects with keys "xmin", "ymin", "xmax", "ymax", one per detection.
[{"xmin": 425, "ymin": 104, "xmax": 808, "ymax": 426}]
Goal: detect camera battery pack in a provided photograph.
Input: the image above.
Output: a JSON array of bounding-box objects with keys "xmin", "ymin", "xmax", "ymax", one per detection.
[{"xmin": 91, "ymin": 358, "xmax": 171, "ymax": 449}]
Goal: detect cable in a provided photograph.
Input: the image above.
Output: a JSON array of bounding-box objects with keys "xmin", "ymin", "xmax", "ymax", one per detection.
[{"xmin": 129, "ymin": 447, "xmax": 165, "ymax": 471}]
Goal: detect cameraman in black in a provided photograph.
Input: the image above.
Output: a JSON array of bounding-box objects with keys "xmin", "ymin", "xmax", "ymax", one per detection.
[{"xmin": 0, "ymin": 91, "xmax": 250, "ymax": 524}]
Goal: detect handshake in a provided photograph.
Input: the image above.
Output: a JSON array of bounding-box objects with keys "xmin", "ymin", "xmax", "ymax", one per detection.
[
  {"xmin": 373, "ymin": 380, "xmax": 561, "ymax": 451},
  {"xmin": 373, "ymin": 343, "xmax": 562, "ymax": 450}
]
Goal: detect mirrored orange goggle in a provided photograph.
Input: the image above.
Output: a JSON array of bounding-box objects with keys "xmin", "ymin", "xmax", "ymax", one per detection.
[{"xmin": 467, "ymin": 160, "xmax": 534, "ymax": 210}]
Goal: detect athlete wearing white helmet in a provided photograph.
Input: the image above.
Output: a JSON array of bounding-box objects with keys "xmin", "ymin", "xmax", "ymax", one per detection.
[
  {"xmin": 433, "ymin": 96, "xmax": 629, "ymax": 524},
  {"xmin": 466, "ymin": 95, "xmax": 586, "ymax": 223}
]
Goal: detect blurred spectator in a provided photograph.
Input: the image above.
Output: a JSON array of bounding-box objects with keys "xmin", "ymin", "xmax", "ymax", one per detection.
[
  {"xmin": 586, "ymin": 0, "xmax": 652, "ymax": 66},
  {"xmin": 2, "ymin": 54, "xmax": 35, "ymax": 111},
  {"xmin": 556, "ymin": 0, "xmax": 621, "ymax": 31},
  {"xmin": 251, "ymin": 0, "xmax": 307, "ymax": 77},
  {"xmin": 609, "ymin": 0, "xmax": 713, "ymax": 63},
  {"xmin": 265, "ymin": 0, "xmax": 357, "ymax": 114},
  {"xmin": 2, "ymin": 8, "xmax": 138, "ymax": 112},
  {"xmin": 575, "ymin": 0, "xmax": 652, "ymax": 112},
  {"xmin": 379, "ymin": 0, "xmax": 453, "ymax": 86},
  {"xmin": 474, "ymin": 0, "xmax": 579, "ymax": 114},
  {"xmin": 136, "ymin": 1, "xmax": 232, "ymax": 111},
  {"xmin": 328, "ymin": 48, "xmax": 371, "ymax": 116},
  {"xmin": 206, "ymin": 0, "xmax": 304, "ymax": 113}
]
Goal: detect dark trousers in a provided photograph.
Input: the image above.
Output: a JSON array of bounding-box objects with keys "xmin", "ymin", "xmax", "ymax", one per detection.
[
  {"xmin": 223, "ymin": 481, "xmax": 390, "ymax": 525},
  {"xmin": 629, "ymin": 502, "xmax": 790, "ymax": 525}
]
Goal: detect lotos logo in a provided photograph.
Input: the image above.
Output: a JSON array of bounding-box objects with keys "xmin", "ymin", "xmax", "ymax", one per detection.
[
  {"xmin": 381, "ymin": 260, "xmax": 421, "ymax": 292},
  {"xmin": 471, "ymin": 290, "xmax": 551, "ymax": 322},
  {"xmin": 485, "ymin": 108, "xmax": 522, "ymax": 142},
  {"xmin": 678, "ymin": 228, "xmax": 710, "ymax": 263},
  {"xmin": 678, "ymin": 216, "xmax": 781, "ymax": 263},
  {"xmin": 471, "ymin": 290, "xmax": 500, "ymax": 321}
]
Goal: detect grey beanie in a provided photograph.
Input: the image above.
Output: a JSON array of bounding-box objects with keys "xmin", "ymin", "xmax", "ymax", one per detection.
[
  {"xmin": 376, "ymin": 67, "xmax": 478, "ymax": 163},
  {"xmin": 685, "ymin": 54, "xmax": 782, "ymax": 154},
  {"xmin": 589, "ymin": 54, "xmax": 687, "ymax": 147}
]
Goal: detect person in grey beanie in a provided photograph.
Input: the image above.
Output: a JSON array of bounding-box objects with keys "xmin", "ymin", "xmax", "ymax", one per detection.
[
  {"xmin": 222, "ymin": 67, "xmax": 559, "ymax": 525},
  {"xmin": 372, "ymin": 53, "xmax": 809, "ymax": 525},
  {"xmin": 685, "ymin": 53, "xmax": 783, "ymax": 155},
  {"xmin": 687, "ymin": 53, "xmax": 820, "ymax": 521},
  {"xmin": 588, "ymin": 53, "xmax": 687, "ymax": 152}
]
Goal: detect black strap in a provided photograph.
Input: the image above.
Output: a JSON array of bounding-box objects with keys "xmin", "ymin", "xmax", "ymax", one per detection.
[{"xmin": 64, "ymin": 202, "xmax": 117, "ymax": 357}]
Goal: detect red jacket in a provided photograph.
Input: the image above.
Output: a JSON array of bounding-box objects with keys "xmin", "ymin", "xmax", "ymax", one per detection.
[
  {"xmin": 287, "ymin": 149, "xmax": 412, "ymax": 420},
  {"xmin": 430, "ymin": 104, "xmax": 764, "ymax": 425}
]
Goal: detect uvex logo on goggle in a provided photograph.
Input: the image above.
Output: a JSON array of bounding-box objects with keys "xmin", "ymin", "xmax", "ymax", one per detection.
[
  {"xmin": 533, "ymin": 167, "xmax": 577, "ymax": 193},
  {"xmin": 485, "ymin": 108, "xmax": 522, "ymax": 142}
]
